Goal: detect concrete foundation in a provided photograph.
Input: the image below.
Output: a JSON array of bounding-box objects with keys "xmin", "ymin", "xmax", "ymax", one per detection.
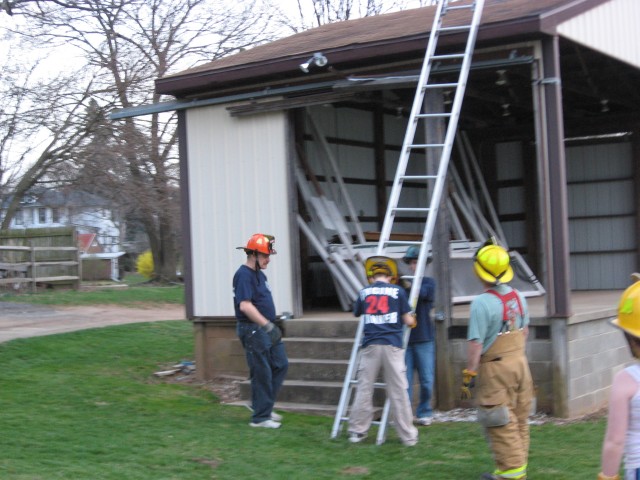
[{"xmin": 193, "ymin": 291, "xmax": 629, "ymax": 418}]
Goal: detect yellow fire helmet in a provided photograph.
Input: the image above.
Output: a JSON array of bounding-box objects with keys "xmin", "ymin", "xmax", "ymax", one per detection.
[
  {"xmin": 473, "ymin": 238, "xmax": 514, "ymax": 284},
  {"xmin": 611, "ymin": 274, "xmax": 640, "ymax": 339},
  {"xmin": 364, "ymin": 256, "xmax": 398, "ymax": 284}
]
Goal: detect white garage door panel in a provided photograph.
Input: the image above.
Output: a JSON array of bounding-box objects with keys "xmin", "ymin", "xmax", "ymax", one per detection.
[{"xmin": 186, "ymin": 104, "xmax": 294, "ymax": 318}]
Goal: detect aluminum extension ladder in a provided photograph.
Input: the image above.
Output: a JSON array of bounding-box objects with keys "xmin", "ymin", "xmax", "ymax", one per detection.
[{"xmin": 331, "ymin": 0, "xmax": 485, "ymax": 445}]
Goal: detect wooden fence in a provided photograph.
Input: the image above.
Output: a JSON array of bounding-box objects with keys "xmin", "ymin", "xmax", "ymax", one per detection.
[{"xmin": 0, "ymin": 228, "xmax": 81, "ymax": 292}]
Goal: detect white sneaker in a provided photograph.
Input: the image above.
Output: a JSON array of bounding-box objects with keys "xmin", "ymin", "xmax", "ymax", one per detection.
[
  {"xmin": 249, "ymin": 419, "xmax": 281, "ymax": 429},
  {"xmin": 271, "ymin": 412, "xmax": 283, "ymax": 422},
  {"xmin": 416, "ymin": 417, "xmax": 432, "ymax": 426},
  {"xmin": 348, "ymin": 432, "xmax": 367, "ymax": 444}
]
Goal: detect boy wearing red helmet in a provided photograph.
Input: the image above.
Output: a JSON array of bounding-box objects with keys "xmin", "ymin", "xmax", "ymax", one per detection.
[{"xmin": 233, "ymin": 234, "xmax": 288, "ymax": 429}]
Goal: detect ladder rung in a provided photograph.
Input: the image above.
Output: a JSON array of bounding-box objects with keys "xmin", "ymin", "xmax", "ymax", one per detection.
[
  {"xmin": 439, "ymin": 25, "xmax": 472, "ymax": 33},
  {"xmin": 385, "ymin": 240, "xmax": 422, "ymax": 246},
  {"xmin": 416, "ymin": 113, "xmax": 452, "ymax": 119},
  {"xmin": 431, "ymin": 53, "xmax": 465, "ymax": 61},
  {"xmin": 336, "ymin": 0, "xmax": 485, "ymax": 447},
  {"xmin": 400, "ymin": 175, "xmax": 438, "ymax": 181},
  {"xmin": 445, "ymin": 4, "xmax": 475, "ymax": 11},
  {"xmin": 349, "ymin": 380, "xmax": 392, "ymax": 387},
  {"xmin": 409, "ymin": 143, "xmax": 445, "ymax": 148},
  {"xmin": 392, "ymin": 207, "xmax": 430, "ymax": 213},
  {"xmin": 423, "ymin": 82, "xmax": 459, "ymax": 89}
]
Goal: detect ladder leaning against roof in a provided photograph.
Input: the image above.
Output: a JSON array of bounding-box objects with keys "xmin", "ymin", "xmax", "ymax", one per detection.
[{"xmin": 330, "ymin": 0, "xmax": 485, "ymax": 445}]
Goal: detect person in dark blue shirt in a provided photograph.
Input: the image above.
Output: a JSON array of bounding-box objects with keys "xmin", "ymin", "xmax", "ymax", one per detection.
[
  {"xmin": 348, "ymin": 256, "xmax": 419, "ymax": 446},
  {"xmin": 402, "ymin": 246, "xmax": 437, "ymax": 426},
  {"xmin": 233, "ymin": 233, "xmax": 288, "ymax": 429}
]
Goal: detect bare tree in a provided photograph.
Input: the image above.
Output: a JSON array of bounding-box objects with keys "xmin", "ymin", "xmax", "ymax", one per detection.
[
  {"xmin": 267, "ymin": 0, "xmax": 431, "ymax": 34},
  {"xmin": 0, "ymin": 53, "xmax": 105, "ymax": 230},
  {"xmin": 4, "ymin": 0, "xmax": 277, "ymax": 282}
]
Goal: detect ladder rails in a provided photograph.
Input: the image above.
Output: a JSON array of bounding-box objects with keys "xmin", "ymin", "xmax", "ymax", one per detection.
[{"xmin": 331, "ymin": 0, "xmax": 485, "ymax": 445}]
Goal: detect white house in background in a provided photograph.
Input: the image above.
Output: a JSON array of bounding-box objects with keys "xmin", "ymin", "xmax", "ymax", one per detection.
[{"xmin": 3, "ymin": 189, "xmax": 124, "ymax": 254}]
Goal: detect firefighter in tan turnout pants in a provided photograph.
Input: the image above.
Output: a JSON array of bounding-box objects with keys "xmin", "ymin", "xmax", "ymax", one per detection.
[{"xmin": 461, "ymin": 238, "xmax": 534, "ymax": 480}]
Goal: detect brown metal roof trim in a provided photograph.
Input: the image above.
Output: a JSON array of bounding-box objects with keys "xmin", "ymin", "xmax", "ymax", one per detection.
[{"xmin": 155, "ymin": 0, "xmax": 610, "ymax": 98}]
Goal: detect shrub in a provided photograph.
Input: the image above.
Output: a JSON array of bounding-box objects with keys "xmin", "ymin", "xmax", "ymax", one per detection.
[{"xmin": 136, "ymin": 250, "xmax": 154, "ymax": 279}]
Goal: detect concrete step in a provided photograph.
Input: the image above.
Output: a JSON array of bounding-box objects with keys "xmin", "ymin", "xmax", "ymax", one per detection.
[
  {"xmin": 287, "ymin": 358, "xmax": 348, "ymax": 382},
  {"xmin": 239, "ymin": 378, "xmax": 387, "ymax": 406},
  {"xmin": 283, "ymin": 317, "xmax": 359, "ymax": 338},
  {"xmin": 283, "ymin": 337, "xmax": 354, "ymax": 359},
  {"xmin": 234, "ymin": 316, "xmax": 378, "ymax": 413},
  {"xmin": 225, "ymin": 399, "xmax": 338, "ymax": 417}
]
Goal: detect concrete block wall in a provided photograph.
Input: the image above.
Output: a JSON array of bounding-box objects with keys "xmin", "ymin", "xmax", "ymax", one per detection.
[
  {"xmin": 193, "ymin": 319, "xmax": 247, "ymax": 380},
  {"xmin": 526, "ymin": 331, "xmax": 554, "ymax": 412},
  {"xmin": 192, "ymin": 309, "xmax": 630, "ymax": 418},
  {"xmin": 566, "ymin": 314, "xmax": 630, "ymax": 417}
]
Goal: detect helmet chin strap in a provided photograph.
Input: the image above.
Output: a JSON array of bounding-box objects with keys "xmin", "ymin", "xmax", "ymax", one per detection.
[{"xmin": 252, "ymin": 252, "xmax": 262, "ymax": 285}]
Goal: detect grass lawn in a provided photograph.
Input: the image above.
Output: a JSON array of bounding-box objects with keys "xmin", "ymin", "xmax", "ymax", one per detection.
[
  {"xmin": 0, "ymin": 319, "xmax": 606, "ymax": 480},
  {"xmin": 0, "ymin": 273, "xmax": 184, "ymax": 306}
]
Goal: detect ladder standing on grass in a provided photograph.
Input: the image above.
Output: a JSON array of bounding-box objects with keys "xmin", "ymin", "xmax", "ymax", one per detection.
[{"xmin": 331, "ymin": 0, "xmax": 485, "ymax": 445}]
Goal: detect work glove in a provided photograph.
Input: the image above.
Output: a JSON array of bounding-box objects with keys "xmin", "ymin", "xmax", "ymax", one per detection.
[
  {"xmin": 262, "ymin": 322, "xmax": 282, "ymax": 345},
  {"xmin": 597, "ymin": 473, "xmax": 620, "ymax": 480},
  {"xmin": 460, "ymin": 368, "xmax": 477, "ymax": 400},
  {"xmin": 274, "ymin": 318, "xmax": 286, "ymax": 338},
  {"xmin": 406, "ymin": 313, "xmax": 417, "ymax": 329},
  {"xmin": 400, "ymin": 279, "xmax": 412, "ymax": 290}
]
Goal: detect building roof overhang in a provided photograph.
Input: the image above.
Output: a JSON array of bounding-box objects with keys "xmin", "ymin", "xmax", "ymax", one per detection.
[{"xmin": 155, "ymin": 0, "xmax": 611, "ymax": 100}]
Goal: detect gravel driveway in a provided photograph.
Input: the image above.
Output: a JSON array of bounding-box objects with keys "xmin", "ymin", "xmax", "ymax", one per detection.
[{"xmin": 0, "ymin": 302, "xmax": 186, "ymax": 343}]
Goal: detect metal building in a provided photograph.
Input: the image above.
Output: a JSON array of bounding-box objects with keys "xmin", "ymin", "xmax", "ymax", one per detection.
[{"xmin": 120, "ymin": 0, "xmax": 640, "ymax": 416}]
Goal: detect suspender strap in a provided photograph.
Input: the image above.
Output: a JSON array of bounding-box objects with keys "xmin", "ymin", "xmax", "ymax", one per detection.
[{"xmin": 486, "ymin": 289, "xmax": 524, "ymax": 331}]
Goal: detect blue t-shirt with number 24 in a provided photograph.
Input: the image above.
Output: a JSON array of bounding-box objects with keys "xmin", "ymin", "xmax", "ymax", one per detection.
[{"xmin": 353, "ymin": 280, "xmax": 411, "ymax": 348}]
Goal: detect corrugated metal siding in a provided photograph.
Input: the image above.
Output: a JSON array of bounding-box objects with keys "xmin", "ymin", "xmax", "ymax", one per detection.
[
  {"xmin": 494, "ymin": 140, "xmax": 636, "ymax": 290},
  {"xmin": 304, "ymin": 107, "xmax": 373, "ymax": 232},
  {"xmin": 185, "ymin": 104, "xmax": 294, "ymax": 317},
  {"xmin": 567, "ymin": 141, "xmax": 636, "ymax": 289},
  {"xmin": 496, "ymin": 141, "xmax": 528, "ymax": 251},
  {"xmin": 304, "ymin": 106, "xmax": 426, "ymax": 236},
  {"xmin": 556, "ymin": 0, "xmax": 640, "ymax": 69}
]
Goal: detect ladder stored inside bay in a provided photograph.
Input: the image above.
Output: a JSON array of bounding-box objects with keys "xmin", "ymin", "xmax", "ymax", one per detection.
[{"xmin": 331, "ymin": 0, "xmax": 485, "ymax": 445}]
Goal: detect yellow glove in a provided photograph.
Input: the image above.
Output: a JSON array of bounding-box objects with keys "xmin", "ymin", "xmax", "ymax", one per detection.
[
  {"xmin": 406, "ymin": 313, "xmax": 417, "ymax": 329},
  {"xmin": 597, "ymin": 473, "xmax": 620, "ymax": 480},
  {"xmin": 460, "ymin": 369, "xmax": 477, "ymax": 400}
]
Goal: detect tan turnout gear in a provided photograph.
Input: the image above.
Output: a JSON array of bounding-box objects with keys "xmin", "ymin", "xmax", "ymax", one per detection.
[{"xmin": 476, "ymin": 329, "xmax": 533, "ymax": 479}]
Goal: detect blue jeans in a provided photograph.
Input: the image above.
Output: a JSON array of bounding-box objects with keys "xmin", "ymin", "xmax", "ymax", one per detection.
[
  {"xmin": 236, "ymin": 322, "xmax": 289, "ymax": 423},
  {"xmin": 405, "ymin": 340, "xmax": 435, "ymax": 418}
]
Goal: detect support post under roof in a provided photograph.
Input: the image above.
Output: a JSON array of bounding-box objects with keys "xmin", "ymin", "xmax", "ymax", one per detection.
[{"xmin": 542, "ymin": 36, "xmax": 571, "ymax": 319}]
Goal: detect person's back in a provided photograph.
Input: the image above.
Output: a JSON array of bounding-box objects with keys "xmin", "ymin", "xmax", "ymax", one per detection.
[
  {"xmin": 624, "ymin": 365, "xmax": 640, "ymax": 468},
  {"xmin": 600, "ymin": 277, "xmax": 640, "ymax": 480},
  {"xmin": 462, "ymin": 238, "xmax": 533, "ymax": 480},
  {"xmin": 347, "ymin": 256, "xmax": 419, "ymax": 447},
  {"xmin": 354, "ymin": 279, "xmax": 408, "ymax": 348}
]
